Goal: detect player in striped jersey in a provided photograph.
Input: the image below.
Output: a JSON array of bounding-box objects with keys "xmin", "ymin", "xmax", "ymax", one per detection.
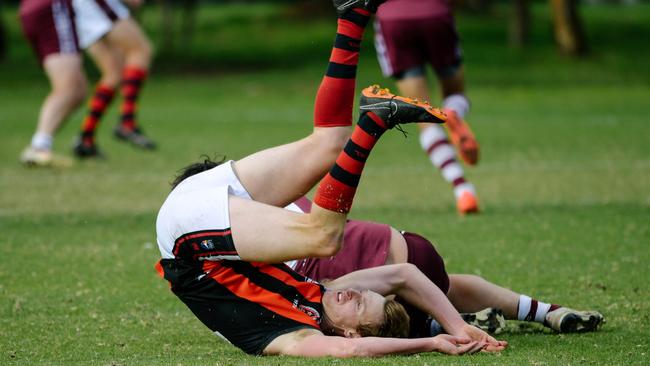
[{"xmin": 156, "ymin": 2, "xmax": 506, "ymax": 357}]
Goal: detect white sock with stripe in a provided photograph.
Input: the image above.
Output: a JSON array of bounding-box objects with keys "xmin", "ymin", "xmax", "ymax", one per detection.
[
  {"xmin": 442, "ymin": 94, "xmax": 470, "ymax": 119},
  {"xmin": 517, "ymin": 295, "xmax": 555, "ymax": 323},
  {"xmin": 419, "ymin": 125, "xmax": 474, "ymax": 198}
]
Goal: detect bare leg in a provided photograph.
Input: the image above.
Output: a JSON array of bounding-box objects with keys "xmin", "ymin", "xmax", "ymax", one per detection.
[
  {"xmin": 87, "ymin": 38, "xmax": 124, "ymax": 88},
  {"xmin": 438, "ymin": 66, "xmax": 465, "ymax": 98},
  {"xmin": 230, "ymin": 197, "xmax": 346, "ymax": 263},
  {"xmin": 104, "ymin": 18, "xmax": 152, "ymax": 70},
  {"xmin": 35, "ymin": 54, "xmax": 87, "ymax": 138},
  {"xmin": 446, "ymin": 274, "xmax": 519, "ymax": 319},
  {"xmin": 395, "ymin": 75, "xmax": 433, "ymax": 133},
  {"xmin": 233, "ymin": 127, "xmax": 350, "ymax": 207}
]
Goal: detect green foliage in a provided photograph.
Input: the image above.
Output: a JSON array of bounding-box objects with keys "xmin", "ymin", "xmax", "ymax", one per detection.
[{"xmin": 1, "ymin": 2, "xmax": 648, "ymax": 365}]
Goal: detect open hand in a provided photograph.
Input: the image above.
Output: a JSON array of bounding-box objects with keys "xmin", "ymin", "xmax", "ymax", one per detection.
[
  {"xmin": 431, "ymin": 334, "xmax": 485, "ymax": 355},
  {"xmin": 453, "ymin": 324, "xmax": 508, "ymax": 352}
]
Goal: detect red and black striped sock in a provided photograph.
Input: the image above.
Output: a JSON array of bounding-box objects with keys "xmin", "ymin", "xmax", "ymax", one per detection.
[
  {"xmin": 80, "ymin": 84, "xmax": 115, "ymax": 145},
  {"xmin": 120, "ymin": 66, "xmax": 147, "ymax": 131},
  {"xmin": 313, "ymin": 8, "xmax": 371, "ymax": 128},
  {"xmin": 314, "ymin": 112, "xmax": 388, "ymax": 213}
]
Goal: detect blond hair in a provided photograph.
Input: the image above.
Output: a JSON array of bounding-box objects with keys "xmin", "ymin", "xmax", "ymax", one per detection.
[{"xmin": 357, "ymin": 298, "xmax": 410, "ymax": 338}]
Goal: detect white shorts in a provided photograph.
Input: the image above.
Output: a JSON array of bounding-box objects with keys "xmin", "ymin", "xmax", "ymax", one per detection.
[
  {"xmin": 73, "ymin": 0, "xmax": 129, "ymax": 49},
  {"xmin": 156, "ymin": 161, "xmax": 252, "ymax": 260}
]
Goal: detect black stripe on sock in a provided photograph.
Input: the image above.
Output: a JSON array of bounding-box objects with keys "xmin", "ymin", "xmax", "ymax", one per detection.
[
  {"xmin": 358, "ymin": 113, "xmax": 386, "ymax": 138},
  {"xmin": 330, "ymin": 163, "xmax": 360, "ymax": 188},
  {"xmin": 340, "ymin": 9, "xmax": 370, "ymax": 28},
  {"xmin": 81, "ymin": 131, "xmax": 94, "ymax": 138},
  {"xmin": 343, "ymin": 140, "xmax": 369, "ymax": 162},
  {"xmin": 334, "ymin": 33, "xmax": 361, "ymax": 52},
  {"xmin": 121, "ymin": 113, "xmax": 135, "ymax": 121},
  {"xmin": 326, "ymin": 62, "xmax": 357, "ymax": 79},
  {"xmin": 90, "ymin": 110, "xmax": 103, "ymax": 119},
  {"xmin": 96, "ymin": 92, "xmax": 113, "ymax": 102}
]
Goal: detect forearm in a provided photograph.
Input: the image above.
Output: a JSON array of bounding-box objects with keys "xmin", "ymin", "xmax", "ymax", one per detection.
[
  {"xmin": 285, "ymin": 334, "xmax": 436, "ymax": 357},
  {"xmin": 395, "ymin": 265, "xmax": 467, "ymax": 335}
]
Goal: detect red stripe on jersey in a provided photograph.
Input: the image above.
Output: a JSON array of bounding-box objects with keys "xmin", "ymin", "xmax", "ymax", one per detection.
[
  {"xmin": 173, "ymin": 230, "xmax": 232, "ymax": 255},
  {"xmin": 250, "ymin": 263, "xmax": 323, "ymax": 304},
  {"xmin": 203, "ymin": 262, "xmax": 320, "ymax": 328}
]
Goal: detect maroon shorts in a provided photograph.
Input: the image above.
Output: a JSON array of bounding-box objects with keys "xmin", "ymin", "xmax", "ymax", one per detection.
[
  {"xmin": 19, "ymin": 0, "xmax": 79, "ymax": 64},
  {"xmin": 374, "ymin": 14, "xmax": 462, "ymax": 79}
]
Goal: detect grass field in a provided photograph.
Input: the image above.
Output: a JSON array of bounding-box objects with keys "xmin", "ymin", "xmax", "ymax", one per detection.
[{"xmin": 1, "ymin": 2, "xmax": 649, "ymax": 365}]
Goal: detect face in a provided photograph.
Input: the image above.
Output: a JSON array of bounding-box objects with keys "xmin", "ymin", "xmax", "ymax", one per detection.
[{"xmin": 322, "ymin": 288, "xmax": 386, "ymax": 337}]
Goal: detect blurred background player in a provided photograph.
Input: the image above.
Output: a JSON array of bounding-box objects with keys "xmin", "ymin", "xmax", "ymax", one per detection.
[
  {"xmin": 374, "ymin": 0, "xmax": 480, "ymax": 214},
  {"xmin": 18, "ymin": 0, "xmax": 87, "ymax": 167},
  {"xmin": 72, "ymin": 0, "xmax": 155, "ymax": 159}
]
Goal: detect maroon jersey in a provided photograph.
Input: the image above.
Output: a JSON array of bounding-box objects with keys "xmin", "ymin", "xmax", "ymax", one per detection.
[{"xmin": 376, "ymin": 0, "xmax": 452, "ymax": 21}]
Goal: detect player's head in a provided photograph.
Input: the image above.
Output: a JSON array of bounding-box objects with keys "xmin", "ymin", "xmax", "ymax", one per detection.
[
  {"xmin": 321, "ymin": 288, "xmax": 410, "ymax": 338},
  {"xmin": 171, "ymin": 155, "xmax": 226, "ymax": 189}
]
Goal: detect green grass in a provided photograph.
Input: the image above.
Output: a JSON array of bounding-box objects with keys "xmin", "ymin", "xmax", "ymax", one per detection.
[{"xmin": 1, "ymin": 2, "xmax": 649, "ymax": 365}]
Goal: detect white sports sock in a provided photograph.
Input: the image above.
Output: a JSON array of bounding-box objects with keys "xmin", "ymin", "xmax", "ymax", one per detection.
[
  {"xmin": 419, "ymin": 125, "xmax": 463, "ymax": 175},
  {"xmin": 518, "ymin": 294, "xmax": 553, "ymax": 323},
  {"xmin": 442, "ymin": 94, "xmax": 470, "ymax": 119},
  {"xmin": 31, "ymin": 132, "xmax": 53, "ymax": 151}
]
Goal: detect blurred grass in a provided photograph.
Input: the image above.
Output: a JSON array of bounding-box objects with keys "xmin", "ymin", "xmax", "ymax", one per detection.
[{"xmin": 1, "ymin": 2, "xmax": 649, "ymax": 365}]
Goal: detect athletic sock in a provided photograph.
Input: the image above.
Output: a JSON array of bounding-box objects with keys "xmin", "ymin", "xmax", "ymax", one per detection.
[
  {"xmin": 313, "ymin": 8, "xmax": 371, "ymax": 128},
  {"xmin": 517, "ymin": 295, "xmax": 561, "ymax": 323},
  {"xmin": 314, "ymin": 112, "xmax": 387, "ymax": 213},
  {"xmin": 442, "ymin": 94, "xmax": 470, "ymax": 119},
  {"xmin": 119, "ymin": 66, "xmax": 147, "ymax": 131},
  {"xmin": 419, "ymin": 125, "xmax": 474, "ymax": 198},
  {"xmin": 80, "ymin": 84, "xmax": 115, "ymax": 145},
  {"xmin": 31, "ymin": 132, "xmax": 53, "ymax": 151}
]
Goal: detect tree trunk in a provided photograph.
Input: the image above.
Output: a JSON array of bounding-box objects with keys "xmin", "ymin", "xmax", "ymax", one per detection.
[
  {"xmin": 157, "ymin": 0, "xmax": 175, "ymax": 50},
  {"xmin": 510, "ymin": 0, "xmax": 530, "ymax": 47},
  {"xmin": 0, "ymin": 5, "xmax": 6, "ymax": 61},
  {"xmin": 550, "ymin": 0, "xmax": 588, "ymax": 56},
  {"xmin": 181, "ymin": 0, "xmax": 198, "ymax": 48}
]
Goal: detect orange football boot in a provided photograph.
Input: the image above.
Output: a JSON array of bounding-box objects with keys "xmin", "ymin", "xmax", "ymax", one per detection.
[
  {"xmin": 457, "ymin": 190, "xmax": 479, "ymax": 215},
  {"xmin": 444, "ymin": 109, "xmax": 479, "ymax": 166}
]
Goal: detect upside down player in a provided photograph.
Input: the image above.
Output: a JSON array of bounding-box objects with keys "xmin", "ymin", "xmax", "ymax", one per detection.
[
  {"xmin": 285, "ymin": 197, "xmax": 605, "ymax": 337},
  {"xmin": 155, "ymin": 1, "xmax": 506, "ymax": 357}
]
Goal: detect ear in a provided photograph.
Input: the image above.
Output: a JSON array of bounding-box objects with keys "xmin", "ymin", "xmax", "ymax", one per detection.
[{"xmin": 343, "ymin": 329, "xmax": 361, "ymax": 338}]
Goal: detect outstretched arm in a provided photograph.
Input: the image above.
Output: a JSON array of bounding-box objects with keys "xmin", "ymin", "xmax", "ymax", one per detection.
[
  {"xmin": 327, "ymin": 264, "xmax": 507, "ymax": 351},
  {"xmin": 264, "ymin": 328, "xmax": 483, "ymax": 357}
]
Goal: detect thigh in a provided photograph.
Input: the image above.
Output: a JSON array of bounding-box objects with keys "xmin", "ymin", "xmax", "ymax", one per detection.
[
  {"xmin": 230, "ymin": 196, "xmax": 344, "ymax": 263},
  {"xmin": 233, "ymin": 126, "xmax": 350, "ymax": 208},
  {"xmin": 105, "ymin": 17, "xmax": 150, "ymax": 54},
  {"xmin": 87, "ymin": 39, "xmax": 124, "ymax": 84}
]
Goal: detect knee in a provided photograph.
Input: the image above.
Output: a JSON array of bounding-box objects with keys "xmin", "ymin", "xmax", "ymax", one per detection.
[
  {"xmin": 308, "ymin": 223, "xmax": 345, "ymax": 258},
  {"xmin": 55, "ymin": 75, "xmax": 87, "ymax": 107},
  {"xmin": 310, "ymin": 127, "xmax": 351, "ymax": 161}
]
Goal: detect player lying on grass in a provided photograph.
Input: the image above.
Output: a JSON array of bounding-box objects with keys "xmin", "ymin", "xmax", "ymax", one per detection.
[
  {"xmin": 282, "ymin": 198, "xmax": 604, "ymax": 336},
  {"xmin": 155, "ymin": 2, "xmax": 506, "ymax": 357}
]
